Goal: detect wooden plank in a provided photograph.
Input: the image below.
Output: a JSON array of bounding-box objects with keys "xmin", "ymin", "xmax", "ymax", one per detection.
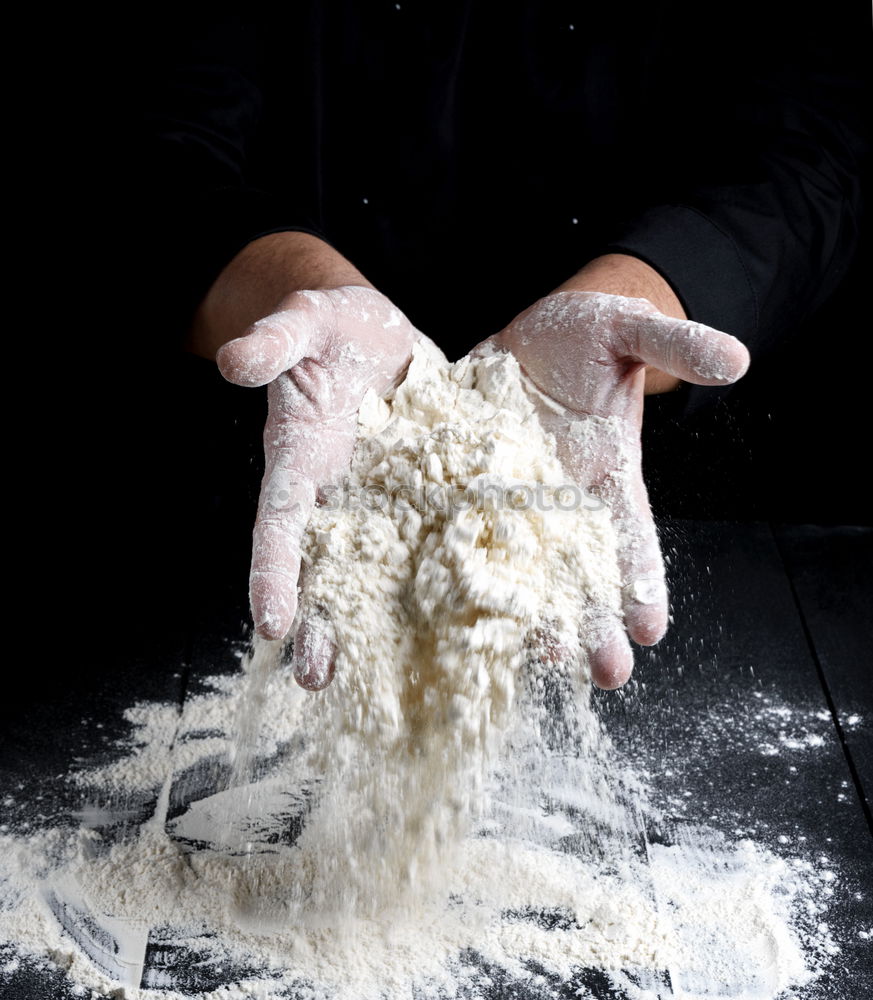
[
  {"xmin": 598, "ymin": 520, "xmax": 873, "ymax": 998},
  {"xmin": 0, "ymin": 624, "xmax": 189, "ymax": 833},
  {"xmin": 771, "ymin": 524, "xmax": 872, "ymax": 815},
  {"xmin": 0, "ymin": 624, "xmax": 189, "ymax": 1000}
]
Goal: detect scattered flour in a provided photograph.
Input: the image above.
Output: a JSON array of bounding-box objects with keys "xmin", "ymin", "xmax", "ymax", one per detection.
[{"xmin": 0, "ymin": 347, "xmax": 844, "ymax": 999}]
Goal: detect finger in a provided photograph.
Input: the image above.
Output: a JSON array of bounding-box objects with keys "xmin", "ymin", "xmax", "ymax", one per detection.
[
  {"xmin": 546, "ymin": 414, "xmax": 666, "ymax": 648},
  {"xmin": 623, "ymin": 572, "xmax": 669, "ymax": 646},
  {"xmin": 252, "ymin": 402, "xmax": 358, "ymax": 640},
  {"xmin": 291, "ymin": 614, "xmax": 337, "ymax": 691},
  {"xmin": 216, "ymin": 309, "xmax": 317, "ymax": 388},
  {"xmin": 249, "ymin": 492, "xmax": 315, "ymax": 639},
  {"xmin": 567, "ymin": 411, "xmax": 669, "ymax": 648},
  {"xmin": 585, "ymin": 621, "xmax": 635, "ymax": 690},
  {"xmin": 250, "ymin": 471, "xmax": 315, "ymax": 640},
  {"xmin": 617, "ymin": 306, "xmax": 750, "ymax": 387},
  {"xmin": 609, "ymin": 461, "xmax": 670, "ymax": 647}
]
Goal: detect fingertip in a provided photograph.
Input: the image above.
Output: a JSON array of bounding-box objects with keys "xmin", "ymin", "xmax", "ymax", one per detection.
[
  {"xmin": 710, "ymin": 333, "xmax": 750, "ymax": 383},
  {"xmin": 254, "ymin": 618, "xmax": 289, "ymax": 642},
  {"xmin": 687, "ymin": 328, "xmax": 751, "ymax": 386},
  {"xmin": 216, "ymin": 338, "xmax": 261, "ymax": 387},
  {"xmin": 623, "ymin": 579, "xmax": 669, "ymax": 646},
  {"xmin": 216, "ymin": 333, "xmax": 282, "ymax": 388},
  {"xmin": 217, "ymin": 314, "xmax": 310, "ymax": 387},
  {"xmin": 292, "ymin": 618, "xmax": 337, "ymax": 691},
  {"xmin": 733, "ymin": 341, "xmax": 751, "ymax": 381},
  {"xmin": 625, "ymin": 612, "xmax": 667, "ymax": 646},
  {"xmin": 588, "ymin": 634, "xmax": 634, "ymax": 690},
  {"xmin": 251, "ymin": 573, "xmax": 296, "ymax": 642}
]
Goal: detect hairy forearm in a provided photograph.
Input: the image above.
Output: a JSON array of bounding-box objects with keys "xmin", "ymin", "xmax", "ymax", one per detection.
[
  {"xmin": 187, "ymin": 232, "xmax": 373, "ymax": 360},
  {"xmin": 556, "ymin": 254, "xmax": 685, "ymax": 394},
  {"xmin": 189, "ymin": 240, "xmax": 687, "ymax": 395}
]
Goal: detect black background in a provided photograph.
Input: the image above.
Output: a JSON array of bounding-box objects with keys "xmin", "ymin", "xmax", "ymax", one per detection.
[{"xmin": 12, "ymin": 8, "xmax": 872, "ymax": 714}]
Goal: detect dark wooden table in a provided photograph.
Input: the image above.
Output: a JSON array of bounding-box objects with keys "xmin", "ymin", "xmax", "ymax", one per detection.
[{"xmin": 1, "ymin": 522, "xmax": 870, "ymax": 999}]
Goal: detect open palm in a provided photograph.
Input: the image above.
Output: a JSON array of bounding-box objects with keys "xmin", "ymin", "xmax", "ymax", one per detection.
[{"xmin": 472, "ymin": 291, "xmax": 749, "ymax": 688}]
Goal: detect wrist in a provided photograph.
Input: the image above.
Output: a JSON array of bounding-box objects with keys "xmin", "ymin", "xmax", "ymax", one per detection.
[
  {"xmin": 556, "ymin": 254, "xmax": 686, "ymax": 320},
  {"xmin": 556, "ymin": 254, "xmax": 684, "ymax": 394},
  {"xmin": 187, "ymin": 232, "xmax": 374, "ymax": 360}
]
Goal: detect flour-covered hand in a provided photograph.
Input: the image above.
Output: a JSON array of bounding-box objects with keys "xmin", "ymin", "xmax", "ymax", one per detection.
[
  {"xmin": 475, "ymin": 291, "xmax": 749, "ymax": 690},
  {"xmin": 216, "ymin": 286, "xmax": 420, "ymax": 682}
]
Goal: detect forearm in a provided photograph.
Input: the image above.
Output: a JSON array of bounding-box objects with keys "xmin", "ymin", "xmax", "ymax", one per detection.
[
  {"xmin": 187, "ymin": 232, "xmax": 374, "ymax": 360},
  {"xmin": 556, "ymin": 254, "xmax": 684, "ymax": 394}
]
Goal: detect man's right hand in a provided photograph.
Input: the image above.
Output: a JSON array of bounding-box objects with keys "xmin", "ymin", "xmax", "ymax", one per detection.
[
  {"xmin": 190, "ymin": 232, "xmax": 421, "ymax": 688},
  {"xmin": 216, "ymin": 285, "xmax": 420, "ymax": 662}
]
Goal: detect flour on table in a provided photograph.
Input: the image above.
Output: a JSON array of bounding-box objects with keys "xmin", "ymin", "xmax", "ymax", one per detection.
[{"xmin": 0, "ymin": 347, "xmax": 843, "ymax": 1000}]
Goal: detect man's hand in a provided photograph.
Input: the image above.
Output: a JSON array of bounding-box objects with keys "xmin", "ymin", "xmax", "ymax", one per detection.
[
  {"xmin": 473, "ymin": 278, "xmax": 749, "ymax": 690},
  {"xmin": 217, "ymin": 286, "xmax": 419, "ymax": 656},
  {"xmin": 191, "ymin": 233, "xmax": 420, "ymax": 689}
]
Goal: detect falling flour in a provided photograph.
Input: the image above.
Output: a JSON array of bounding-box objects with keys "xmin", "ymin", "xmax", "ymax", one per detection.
[
  {"xmin": 0, "ymin": 346, "xmax": 846, "ymax": 999},
  {"xmin": 287, "ymin": 342, "xmax": 623, "ymax": 914}
]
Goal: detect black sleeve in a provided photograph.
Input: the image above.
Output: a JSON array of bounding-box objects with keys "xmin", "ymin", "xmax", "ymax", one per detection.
[
  {"xmin": 598, "ymin": 0, "xmax": 869, "ymax": 359},
  {"xmin": 134, "ymin": 14, "xmax": 324, "ymax": 337}
]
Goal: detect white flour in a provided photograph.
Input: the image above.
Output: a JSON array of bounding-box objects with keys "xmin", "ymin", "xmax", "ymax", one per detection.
[
  {"xmin": 0, "ymin": 348, "xmax": 845, "ymax": 999},
  {"xmin": 287, "ymin": 344, "xmax": 623, "ymax": 915}
]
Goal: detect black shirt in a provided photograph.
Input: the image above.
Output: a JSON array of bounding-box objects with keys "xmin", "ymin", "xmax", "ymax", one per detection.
[{"xmin": 134, "ymin": 1, "xmax": 868, "ymax": 363}]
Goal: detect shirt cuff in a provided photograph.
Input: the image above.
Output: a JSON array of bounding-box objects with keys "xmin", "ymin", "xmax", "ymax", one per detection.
[{"xmin": 598, "ymin": 204, "xmax": 760, "ymax": 348}]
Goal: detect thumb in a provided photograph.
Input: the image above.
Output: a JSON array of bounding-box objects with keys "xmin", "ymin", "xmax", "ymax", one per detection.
[
  {"xmin": 619, "ymin": 304, "xmax": 750, "ymax": 387},
  {"xmin": 216, "ymin": 308, "xmax": 317, "ymax": 388}
]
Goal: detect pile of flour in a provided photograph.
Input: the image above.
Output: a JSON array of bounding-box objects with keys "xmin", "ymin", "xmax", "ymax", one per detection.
[
  {"xmin": 0, "ymin": 346, "xmax": 842, "ymax": 999},
  {"xmin": 0, "ymin": 657, "xmax": 834, "ymax": 1000}
]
